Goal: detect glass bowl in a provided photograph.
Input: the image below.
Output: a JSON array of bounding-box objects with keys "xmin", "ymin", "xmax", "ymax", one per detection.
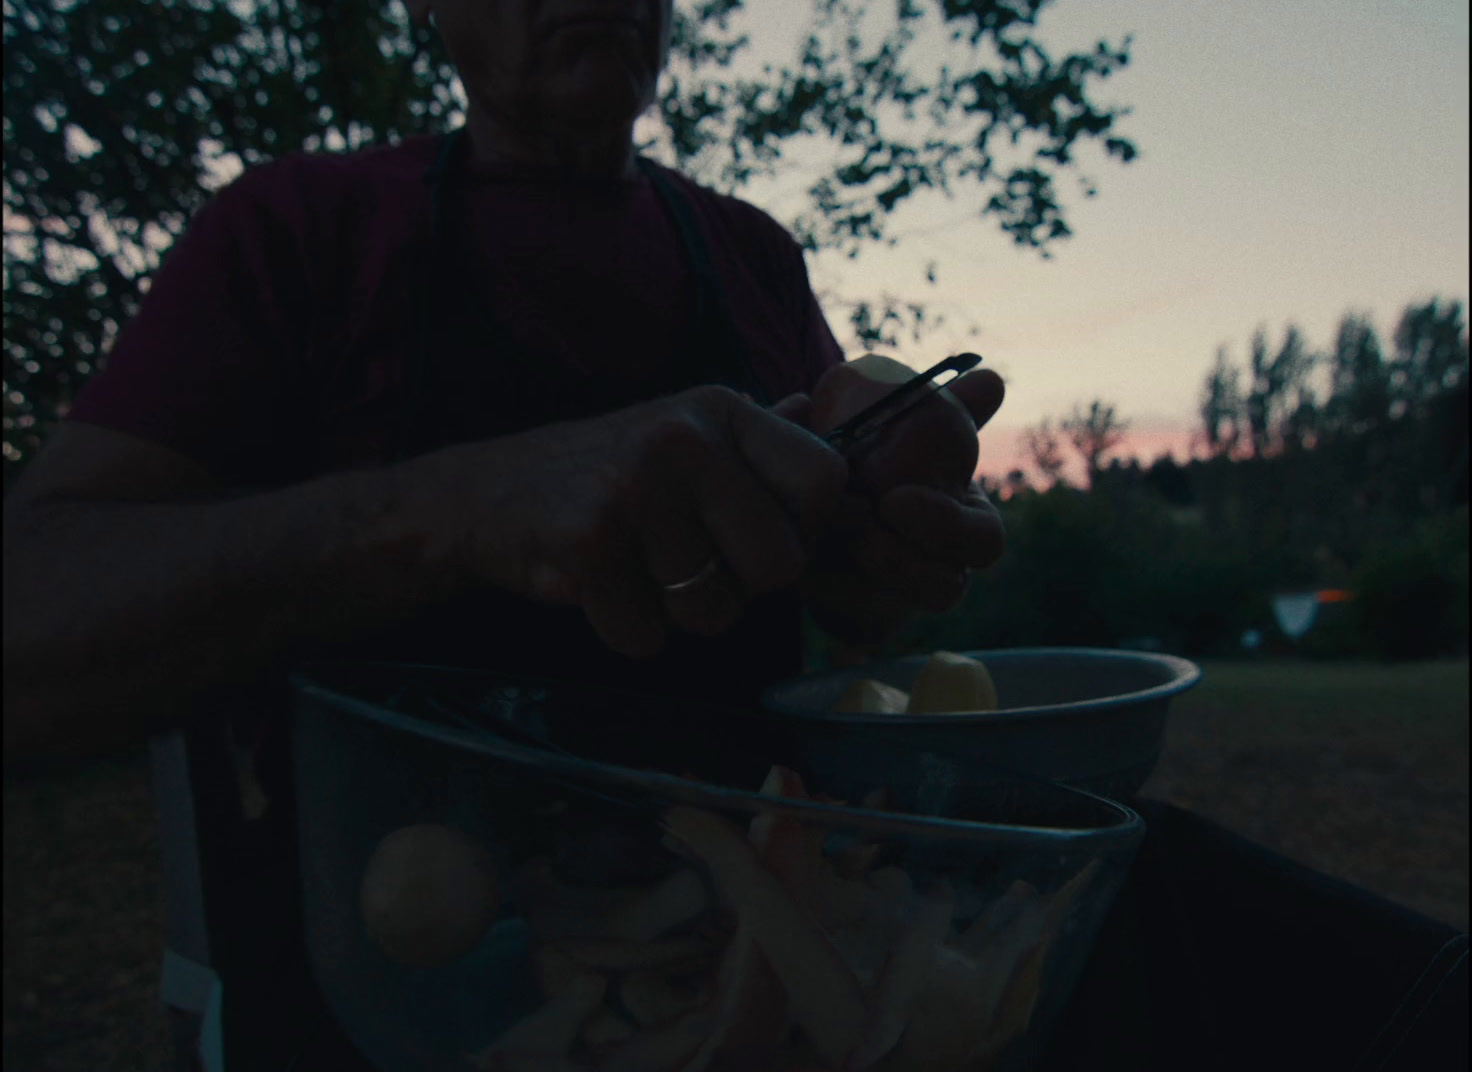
[
  {"xmin": 290, "ymin": 662, "xmax": 1143, "ymax": 1072},
  {"xmin": 762, "ymin": 647, "xmax": 1202, "ymax": 805}
]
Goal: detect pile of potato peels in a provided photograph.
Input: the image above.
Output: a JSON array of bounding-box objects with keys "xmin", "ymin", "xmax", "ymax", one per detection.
[{"xmin": 466, "ymin": 764, "xmax": 1098, "ymax": 1072}]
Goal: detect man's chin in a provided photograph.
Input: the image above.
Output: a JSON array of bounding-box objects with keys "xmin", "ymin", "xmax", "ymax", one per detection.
[{"xmin": 547, "ymin": 56, "xmax": 655, "ymax": 130}]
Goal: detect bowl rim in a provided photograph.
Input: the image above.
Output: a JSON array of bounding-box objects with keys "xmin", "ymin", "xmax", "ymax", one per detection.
[
  {"xmin": 292, "ymin": 672, "xmax": 1144, "ymax": 854},
  {"xmin": 762, "ymin": 646, "xmax": 1203, "ymax": 725}
]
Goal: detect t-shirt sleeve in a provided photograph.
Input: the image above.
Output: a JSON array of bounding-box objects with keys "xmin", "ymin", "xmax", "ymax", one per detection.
[{"xmin": 66, "ymin": 162, "xmax": 316, "ymax": 488}]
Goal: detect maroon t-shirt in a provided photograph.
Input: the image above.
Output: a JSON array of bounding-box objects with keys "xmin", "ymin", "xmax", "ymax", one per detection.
[{"xmin": 68, "ymin": 134, "xmax": 845, "ymax": 699}]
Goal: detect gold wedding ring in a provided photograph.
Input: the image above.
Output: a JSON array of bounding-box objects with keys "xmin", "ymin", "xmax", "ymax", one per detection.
[{"xmin": 662, "ymin": 557, "xmax": 720, "ymax": 593}]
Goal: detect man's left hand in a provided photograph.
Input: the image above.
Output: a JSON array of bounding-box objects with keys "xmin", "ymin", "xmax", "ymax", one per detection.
[{"xmin": 775, "ymin": 363, "xmax": 1007, "ymax": 645}]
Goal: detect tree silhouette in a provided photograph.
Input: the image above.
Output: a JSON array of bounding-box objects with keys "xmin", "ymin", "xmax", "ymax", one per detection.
[
  {"xmin": 1144, "ymin": 453, "xmax": 1192, "ymax": 507},
  {"xmin": 3, "ymin": 0, "xmax": 1139, "ymax": 479},
  {"xmin": 1004, "ymin": 467, "xmax": 1031, "ymax": 498},
  {"xmin": 1392, "ymin": 299, "xmax": 1469, "ymax": 512},
  {"xmin": 1021, "ymin": 417, "xmax": 1067, "ymax": 488},
  {"xmin": 1243, "ymin": 324, "xmax": 1317, "ymax": 458},
  {"xmin": 1061, "ymin": 398, "xmax": 1129, "ymax": 485},
  {"xmin": 1394, "ymin": 299, "xmax": 1468, "ymax": 412},
  {"xmin": 1197, "ymin": 345, "xmax": 1242, "ymax": 459},
  {"xmin": 1323, "ymin": 312, "xmax": 1391, "ymax": 440}
]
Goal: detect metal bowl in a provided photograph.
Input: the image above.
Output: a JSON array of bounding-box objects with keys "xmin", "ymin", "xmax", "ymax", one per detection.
[
  {"xmin": 290, "ymin": 661, "xmax": 1144, "ymax": 1072},
  {"xmin": 761, "ymin": 648, "xmax": 1202, "ymax": 805}
]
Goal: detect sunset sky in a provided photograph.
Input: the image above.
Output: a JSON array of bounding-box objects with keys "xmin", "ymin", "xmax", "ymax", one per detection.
[
  {"xmin": 703, "ymin": 0, "xmax": 1470, "ymax": 479},
  {"xmin": 14, "ymin": 1, "xmax": 1465, "ymax": 484}
]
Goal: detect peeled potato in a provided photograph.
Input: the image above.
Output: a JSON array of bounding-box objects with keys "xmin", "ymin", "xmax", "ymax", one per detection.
[
  {"xmin": 847, "ymin": 353, "xmax": 919, "ymax": 387},
  {"xmin": 832, "ymin": 678, "xmax": 911, "ymax": 714},
  {"xmin": 810, "ymin": 354, "xmax": 935, "ymax": 435},
  {"xmin": 905, "ymin": 652, "xmax": 999, "ymax": 713},
  {"xmin": 361, "ymin": 823, "xmax": 501, "ymax": 969}
]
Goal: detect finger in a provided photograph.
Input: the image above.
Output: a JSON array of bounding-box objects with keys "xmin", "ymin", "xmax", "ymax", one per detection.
[
  {"xmin": 877, "ymin": 484, "xmax": 1005, "ymax": 569},
  {"xmin": 631, "ymin": 422, "xmax": 734, "ymax": 582},
  {"xmin": 663, "ymin": 563, "xmax": 745, "ymax": 636},
  {"xmin": 631, "ymin": 440, "xmax": 721, "ymax": 588},
  {"xmin": 724, "ymin": 394, "xmax": 849, "ymax": 547},
  {"xmin": 632, "ymin": 422, "xmax": 748, "ymax": 636},
  {"xmin": 694, "ymin": 447, "xmax": 809, "ymax": 596},
  {"xmin": 834, "ymin": 525, "xmax": 970, "ymax": 613},
  {"xmin": 578, "ymin": 514, "xmax": 669, "ymax": 659},
  {"xmin": 769, "ymin": 393, "xmax": 813, "ymax": 428},
  {"xmin": 635, "ymin": 498, "xmax": 746, "ymax": 638},
  {"xmin": 820, "ymin": 490, "xmax": 877, "ymax": 549},
  {"xmin": 649, "ymin": 397, "xmax": 811, "ymax": 595},
  {"xmin": 942, "ymin": 368, "xmax": 1006, "ymax": 430},
  {"xmin": 905, "ymin": 560, "xmax": 972, "ymax": 613}
]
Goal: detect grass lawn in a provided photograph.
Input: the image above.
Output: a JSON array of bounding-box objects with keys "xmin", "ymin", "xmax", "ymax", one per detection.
[
  {"xmin": 1140, "ymin": 657, "xmax": 1470, "ymax": 932},
  {"xmin": 3, "ymin": 657, "xmax": 1467, "ymax": 1069}
]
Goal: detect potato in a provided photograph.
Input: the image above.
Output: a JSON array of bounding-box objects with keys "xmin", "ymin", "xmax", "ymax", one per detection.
[
  {"xmin": 810, "ymin": 355, "xmax": 917, "ymax": 436},
  {"xmin": 832, "ymin": 677, "xmax": 911, "ymax": 714},
  {"xmin": 809, "ymin": 353, "xmax": 978, "ymax": 497},
  {"xmin": 360, "ymin": 823, "xmax": 500, "ymax": 969},
  {"xmin": 905, "ymin": 651, "xmax": 999, "ymax": 713}
]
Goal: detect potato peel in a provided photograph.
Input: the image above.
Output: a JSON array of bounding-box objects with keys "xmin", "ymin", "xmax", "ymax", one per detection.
[
  {"xmin": 751, "ymin": 767, "xmax": 871, "ymax": 931},
  {"xmin": 872, "ymin": 946, "xmax": 1002, "ymax": 1071},
  {"xmin": 518, "ymin": 860, "xmax": 709, "ymax": 943},
  {"xmin": 494, "ymin": 762, "xmax": 1102, "ymax": 1072},
  {"xmin": 681, "ymin": 925, "xmax": 790, "ymax": 1072},
  {"xmin": 606, "ymin": 868, "xmax": 711, "ymax": 942},
  {"xmin": 551, "ymin": 935, "xmax": 714, "ymax": 974},
  {"xmin": 532, "ymin": 944, "xmax": 592, "ymax": 1000},
  {"xmin": 592, "ymin": 1005, "xmax": 715, "ymax": 1072},
  {"xmin": 470, "ymin": 1051, "xmax": 589, "ymax": 1072},
  {"xmin": 663, "ymin": 805, "xmax": 868, "ymax": 1070},
  {"xmin": 848, "ymin": 881, "xmax": 956, "ymax": 1069},
  {"xmin": 832, "ymin": 841, "xmax": 881, "ymax": 881},
  {"xmin": 619, "ymin": 965, "xmax": 714, "ymax": 1029},
  {"xmin": 581, "ymin": 1008, "xmax": 636, "ymax": 1051},
  {"xmin": 472, "ymin": 972, "xmax": 606, "ymax": 1066},
  {"xmin": 964, "ymin": 861, "xmax": 1103, "ymax": 1066},
  {"xmin": 957, "ymin": 879, "xmax": 1038, "ymax": 960}
]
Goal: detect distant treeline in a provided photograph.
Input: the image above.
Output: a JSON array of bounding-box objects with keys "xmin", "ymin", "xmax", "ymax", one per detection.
[{"xmin": 884, "ymin": 298, "xmax": 1470, "ymax": 662}]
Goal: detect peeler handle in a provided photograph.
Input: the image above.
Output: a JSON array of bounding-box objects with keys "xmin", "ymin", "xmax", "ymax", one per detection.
[{"xmin": 823, "ymin": 352, "xmax": 982, "ymax": 455}]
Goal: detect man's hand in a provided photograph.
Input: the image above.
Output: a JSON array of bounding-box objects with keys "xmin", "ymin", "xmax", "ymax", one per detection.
[
  {"xmin": 429, "ymin": 385, "xmax": 849, "ymax": 659},
  {"xmin": 794, "ymin": 361, "xmax": 1007, "ymax": 646}
]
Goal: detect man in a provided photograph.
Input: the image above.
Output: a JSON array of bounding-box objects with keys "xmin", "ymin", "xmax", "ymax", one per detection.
[
  {"xmin": 11, "ymin": 5, "xmax": 1466, "ymax": 1072},
  {"xmin": 4, "ymin": 1, "xmax": 1004, "ymax": 1066},
  {"xmin": 4, "ymin": 0, "xmax": 1005, "ymax": 755}
]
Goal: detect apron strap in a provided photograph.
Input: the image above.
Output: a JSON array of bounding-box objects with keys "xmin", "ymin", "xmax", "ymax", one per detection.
[
  {"xmin": 637, "ymin": 156, "xmax": 770, "ymax": 406},
  {"xmin": 398, "ymin": 129, "xmax": 469, "ymax": 461},
  {"xmin": 401, "ymin": 127, "xmax": 769, "ymax": 463}
]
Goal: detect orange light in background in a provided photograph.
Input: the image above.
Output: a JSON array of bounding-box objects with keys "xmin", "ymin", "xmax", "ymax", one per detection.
[{"xmin": 1317, "ymin": 589, "xmax": 1355, "ymax": 604}]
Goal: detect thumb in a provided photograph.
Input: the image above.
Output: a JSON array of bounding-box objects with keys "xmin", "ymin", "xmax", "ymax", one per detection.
[{"xmin": 944, "ymin": 369, "xmax": 1006, "ymax": 430}]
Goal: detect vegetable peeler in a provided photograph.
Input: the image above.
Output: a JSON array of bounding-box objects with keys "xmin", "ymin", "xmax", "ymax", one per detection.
[{"xmin": 822, "ymin": 352, "xmax": 982, "ymax": 455}]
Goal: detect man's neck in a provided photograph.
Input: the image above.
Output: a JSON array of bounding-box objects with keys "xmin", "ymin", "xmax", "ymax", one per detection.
[{"xmin": 463, "ymin": 104, "xmax": 638, "ymax": 182}]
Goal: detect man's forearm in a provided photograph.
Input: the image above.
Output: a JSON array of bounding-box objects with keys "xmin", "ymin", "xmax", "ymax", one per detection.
[{"xmin": 3, "ymin": 458, "xmax": 465, "ymax": 757}]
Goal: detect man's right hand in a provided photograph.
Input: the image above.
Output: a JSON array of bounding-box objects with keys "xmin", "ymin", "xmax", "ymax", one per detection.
[
  {"xmin": 420, "ymin": 385, "xmax": 849, "ymax": 658},
  {"xmin": 2, "ymin": 387, "xmax": 845, "ymax": 756}
]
